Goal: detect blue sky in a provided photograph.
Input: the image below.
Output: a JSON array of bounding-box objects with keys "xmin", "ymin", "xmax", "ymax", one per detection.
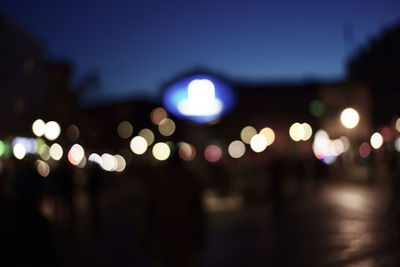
[{"xmin": 2, "ymin": 0, "xmax": 400, "ymax": 102}]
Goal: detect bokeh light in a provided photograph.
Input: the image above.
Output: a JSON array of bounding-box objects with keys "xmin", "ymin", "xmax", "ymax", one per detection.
[
  {"xmin": 289, "ymin": 123, "xmax": 304, "ymax": 142},
  {"xmin": 370, "ymin": 132, "xmax": 383, "ymax": 149},
  {"xmin": 228, "ymin": 140, "xmax": 246, "ymax": 158},
  {"xmin": 178, "ymin": 142, "xmax": 196, "ymax": 161},
  {"xmin": 44, "ymin": 121, "xmax": 61, "ymax": 141},
  {"xmin": 359, "ymin": 142, "xmax": 371, "ymax": 158},
  {"xmin": 38, "ymin": 144, "xmax": 50, "ymax": 161},
  {"xmin": 66, "ymin": 124, "xmax": 80, "ymax": 142},
  {"xmin": 36, "ymin": 160, "xmax": 50, "ymax": 177},
  {"xmin": 395, "ymin": 137, "xmax": 400, "ymax": 152},
  {"xmin": 150, "ymin": 107, "xmax": 168, "ymax": 125},
  {"xmin": 312, "ymin": 130, "xmax": 345, "ymax": 161},
  {"xmin": 88, "ymin": 153, "xmax": 102, "ymax": 166},
  {"xmin": 309, "ymin": 100, "xmax": 325, "ymax": 117},
  {"xmin": 339, "ymin": 136, "xmax": 351, "ymax": 152},
  {"xmin": 49, "ymin": 143, "xmax": 63, "ymax": 160},
  {"xmin": 32, "ymin": 119, "xmax": 45, "ymax": 137},
  {"xmin": 240, "ymin": 126, "xmax": 257, "ymax": 144},
  {"xmin": 68, "ymin": 144, "xmax": 85, "ymax": 166},
  {"xmin": 380, "ymin": 127, "xmax": 392, "ymax": 142},
  {"xmin": 302, "ymin": 123, "xmax": 313, "ymax": 141},
  {"xmin": 177, "ymin": 79, "xmax": 223, "ymax": 116},
  {"xmin": 331, "ymin": 139, "xmax": 345, "ymax": 156},
  {"xmin": 130, "ymin": 136, "xmax": 148, "ymax": 155},
  {"xmin": 101, "ymin": 153, "xmax": 115, "ymax": 171},
  {"xmin": 158, "ymin": 118, "xmax": 176, "ymax": 136},
  {"xmin": 340, "ymin": 108, "xmax": 359, "ymax": 129},
  {"xmin": 259, "ymin": 127, "xmax": 275, "ymax": 146},
  {"xmin": 0, "ymin": 140, "xmax": 5, "ymax": 157},
  {"xmin": 152, "ymin": 142, "xmax": 171, "ymax": 161},
  {"xmin": 113, "ymin": 154, "xmax": 126, "ymax": 172},
  {"xmin": 396, "ymin": 118, "xmax": 400, "ymax": 132},
  {"xmin": 117, "ymin": 121, "xmax": 133, "ymax": 139},
  {"xmin": 250, "ymin": 134, "xmax": 268, "ymax": 153},
  {"xmin": 13, "ymin": 143, "xmax": 26, "ymax": 160},
  {"xmin": 138, "ymin": 128, "xmax": 155, "ymax": 146},
  {"xmin": 204, "ymin": 145, "xmax": 222, "ymax": 163},
  {"xmin": 12, "ymin": 137, "xmax": 36, "ymax": 154}
]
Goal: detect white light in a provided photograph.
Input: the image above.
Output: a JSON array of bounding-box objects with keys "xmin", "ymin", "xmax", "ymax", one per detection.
[
  {"xmin": 49, "ymin": 143, "xmax": 63, "ymax": 160},
  {"xmin": 130, "ymin": 136, "xmax": 148, "ymax": 155},
  {"xmin": 331, "ymin": 139, "xmax": 344, "ymax": 156},
  {"xmin": 68, "ymin": 144, "xmax": 85, "ymax": 166},
  {"xmin": 101, "ymin": 153, "xmax": 115, "ymax": 171},
  {"xmin": 152, "ymin": 142, "xmax": 171, "ymax": 161},
  {"xmin": 114, "ymin": 155, "xmax": 126, "ymax": 172},
  {"xmin": 228, "ymin": 140, "xmax": 246, "ymax": 158},
  {"xmin": 339, "ymin": 136, "xmax": 351, "ymax": 152},
  {"xmin": 395, "ymin": 137, "xmax": 400, "ymax": 152},
  {"xmin": 13, "ymin": 143, "xmax": 26, "ymax": 160},
  {"xmin": 44, "ymin": 121, "xmax": 61, "ymax": 141},
  {"xmin": 250, "ymin": 134, "xmax": 268, "ymax": 153},
  {"xmin": 32, "ymin": 119, "xmax": 46, "ymax": 137},
  {"xmin": 177, "ymin": 79, "xmax": 223, "ymax": 116},
  {"xmin": 370, "ymin": 132, "xmax": 383, "ymax": 149},
  {"xmin": 340, "ymin": 108, "xmax": 359, "ymax": 129},
  {"xmin": 88, "ymin": 153, "xmax": 102, "ymax": 166}
]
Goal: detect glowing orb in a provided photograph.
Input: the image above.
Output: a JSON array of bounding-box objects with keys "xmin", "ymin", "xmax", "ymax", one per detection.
[
  {"xmin": 340, "ymin": 108, "xmax": 359, "ymax": 129},
  {"xmin": 163, "ymin": 74, "xmax": 235, "ymax": 124}
]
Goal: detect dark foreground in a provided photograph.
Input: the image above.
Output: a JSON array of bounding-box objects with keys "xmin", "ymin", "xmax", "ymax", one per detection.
[{"xmin": 49, "ymin": 179, "xmax": 400, "ymax": 267}]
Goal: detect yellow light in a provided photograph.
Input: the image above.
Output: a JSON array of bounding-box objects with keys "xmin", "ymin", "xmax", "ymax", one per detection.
[
  {"xmin": 158, "ymin": 118, "xmax": 176, "ymax": 136},
  {"xmin": 44, "ymin": 121, "xmax": 61, "ymax": 141},
  {"xmin": 289, "ymin": 123, "xmax": 304, "ymax": 141},
  {"xmin": 49, "ymin": 143, "xmax": 63, "ymax": 160},
  {"xmin": 113, "ymin": 154, "xmax": 126, "ymax": 172},
  {"xmin": 36, "ymin": 160, "xmax": 50, "ymax": 177},
  {"xmin": 301, "ymin": 123, "xmax": 313, "ymax": 141},
  {"xmin": 13, "ymin": 143, "xmax": 26, "ymax": 160},
  {"xmin": 152, "ymin": 142, "xmax": 171, "ymax": 161},
  {"xmin": 68, "ymin": 144, "xmax": 85, "ymax": 166},
  {"xmin": 240, "ymin": 126, "xmax": 257, "ymax": 144},
  {"xmin": 32, "ymin": 119, "xmax": 46, "ymax": 137},
  {"xmin": 370, "ymin": 132, "xmax": 383, "ymax": 149},
  {"xmin": 396, "ymin": 118, "xmax": 400, "ymax": 132},
  {"xmin": 138, "ymin": 128, "xmax": 155, "ymax": 146},
  {"xmin": 259, "ymin": 127, "xmax": 275, "ymax": 146},
  {"xmin": 250, "ymin": 134, "xmax": 268, "ymax": 153},
  {"xmin": 117, "ymin": 121, "xmax": 133, "ymax": 139},
  {"xmin": 228, "ymin": 140, "xmax": 246, "ymax": 158},
  {"xmin": 130, "ymin": 136, "xmax": 148, "ymax": 155},
  {"xmin": 150, "ymin": 107, "xmax": 168, "ymax": 125},
  {"xmin": 340, "ymin": 108, "xmax": 359, "ymax": 129},
  {"xmin": 101, "ymin": 153, "xmax": 115, "ymax": 171}
]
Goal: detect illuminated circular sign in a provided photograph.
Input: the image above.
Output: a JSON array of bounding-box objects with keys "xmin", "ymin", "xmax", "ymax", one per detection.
[{"xmin": 163, "ymin": 74, "xmax": 236, "ymax": 124}]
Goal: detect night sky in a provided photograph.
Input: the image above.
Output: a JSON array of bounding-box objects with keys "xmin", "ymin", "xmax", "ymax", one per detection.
[{"xmin": 2, "ymin": 0, "xmax": 400, "ymax": 102}]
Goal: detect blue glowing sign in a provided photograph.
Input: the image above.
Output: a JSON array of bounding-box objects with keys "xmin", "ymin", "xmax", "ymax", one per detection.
[{"xmin": 163, "ymin": 74, "xmax": 236, "ymax": 124}]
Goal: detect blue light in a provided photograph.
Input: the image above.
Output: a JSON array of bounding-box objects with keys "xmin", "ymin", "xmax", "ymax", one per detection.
[{"xmin": 163, "ymin": 74, "xmax": 236, "ymax": 124}]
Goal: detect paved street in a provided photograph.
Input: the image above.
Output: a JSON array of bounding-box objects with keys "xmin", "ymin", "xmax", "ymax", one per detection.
[
  {"xmin": 204, "ymin": 181, "xmax": 400, "ymax": 267},
  {"xmin": 54, "ymin": 179, "xmax": 400, "ymax": 267}
]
